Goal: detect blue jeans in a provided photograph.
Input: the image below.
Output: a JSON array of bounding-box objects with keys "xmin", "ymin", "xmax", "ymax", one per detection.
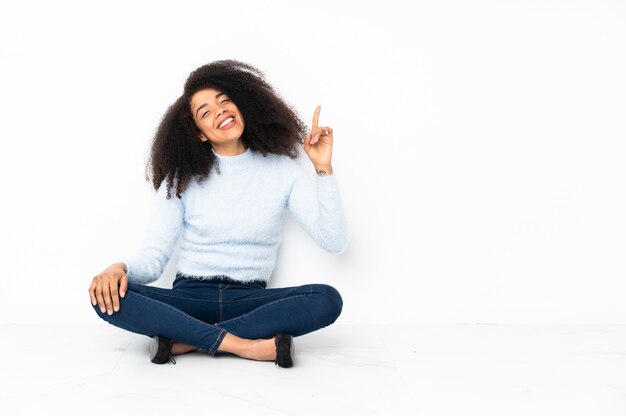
[{"xmin": 91, "ymin": 273, "xmax": 343, "ymax": 355}]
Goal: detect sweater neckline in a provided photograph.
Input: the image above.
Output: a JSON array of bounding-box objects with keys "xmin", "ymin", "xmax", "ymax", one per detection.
[{"xmin": 211, "ymin": 147, "xmax": 254, "ymax": 173}]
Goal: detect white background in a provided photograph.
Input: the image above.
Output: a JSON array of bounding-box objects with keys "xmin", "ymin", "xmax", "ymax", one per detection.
[{"xmin": 0, "ymin": 0, "xmax": 624, "ymax": 325}]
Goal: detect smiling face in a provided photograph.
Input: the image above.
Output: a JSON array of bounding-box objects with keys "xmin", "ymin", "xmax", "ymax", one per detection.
[{"xmin": 190, "ymin": 88, "xmax": 246, "ymax": 154}]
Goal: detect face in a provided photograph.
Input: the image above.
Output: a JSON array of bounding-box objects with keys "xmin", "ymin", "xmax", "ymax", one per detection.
[{"xmin": 190, "ymin": 88, "xmax": 245, "ymax": 147}]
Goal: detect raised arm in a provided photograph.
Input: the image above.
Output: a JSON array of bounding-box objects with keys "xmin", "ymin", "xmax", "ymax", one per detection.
[{"xmin": 287, "ymin": 105, "xmax": 347, "ymax": 252}]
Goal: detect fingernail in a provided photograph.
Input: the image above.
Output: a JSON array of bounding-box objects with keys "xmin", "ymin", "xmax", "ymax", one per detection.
[
  {"xmin": 120, "ymin": 292, "xmax": 125, "ymax": 298},
  {"xmin": 114, "ymin": 306, "xmax": 119, "ymax": 312},
  {"xmin": 107, "ymin": 310, "xmax": 112, "ymax": 315},
  {"xmin": 91, "ymin": 300, "xmax": 96, "ymax": 306},
  {"xmin": 100, "ymin": 308, "xmax": 106, "ymax": 313}
]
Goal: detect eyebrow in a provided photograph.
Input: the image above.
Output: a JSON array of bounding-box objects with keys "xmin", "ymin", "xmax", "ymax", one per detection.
[{"xmin": 195, "ymin": 92, "xmax": 227, "ymax": 118}]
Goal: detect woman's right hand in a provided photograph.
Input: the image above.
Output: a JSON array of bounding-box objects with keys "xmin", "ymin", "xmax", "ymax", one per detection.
[{"xmin": 89, "ymin": 262, "xmax": 129, "ymax": 315}]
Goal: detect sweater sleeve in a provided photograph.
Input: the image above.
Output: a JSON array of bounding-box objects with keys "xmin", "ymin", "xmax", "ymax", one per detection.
[
  {"xmin": 286, "ymin": 166, "xmax": 348, "ymax": 253},
  {"xmin": 121, "ymin": 180, "xmax": 184, "ymax": 284}
]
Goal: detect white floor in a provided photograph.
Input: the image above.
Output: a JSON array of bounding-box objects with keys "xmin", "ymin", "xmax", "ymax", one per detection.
[{"xmin": 1, "ymin": 323, "xmax": 625, "ymax": 415}]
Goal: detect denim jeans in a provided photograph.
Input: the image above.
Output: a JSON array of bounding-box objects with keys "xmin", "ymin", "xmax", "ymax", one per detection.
[{"xmin": 91, "ymin": 273, "xmax": 343, "ymax": 355}]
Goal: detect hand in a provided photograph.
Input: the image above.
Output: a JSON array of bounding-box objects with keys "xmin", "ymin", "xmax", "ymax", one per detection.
[
  {"xmin": 89, "ymin": 263, "xmax": 128, "ymax": 315},
  {"xmin": 303, "ymin": 105, "xmax": 334, "ymax": 170}
]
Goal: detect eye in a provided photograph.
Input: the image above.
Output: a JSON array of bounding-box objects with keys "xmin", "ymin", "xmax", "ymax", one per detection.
[
  {"xmin": 201, "ymin": 111, "xmax": 209, "ymax": 119},
  {"xmin": 221, "ymin": 99, "xmax": 230, "ymax": 104}
]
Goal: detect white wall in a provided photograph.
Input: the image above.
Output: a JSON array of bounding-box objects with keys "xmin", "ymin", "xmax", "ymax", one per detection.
[{"xmin": 1, "ymin": 0, "xmax": 624, "ymax": 325}]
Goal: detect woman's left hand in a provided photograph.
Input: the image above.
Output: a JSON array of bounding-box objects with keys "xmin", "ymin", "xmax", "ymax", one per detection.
[{"xmin": 303, "ymin": 105, "xmax": 334, "ymax": 170}]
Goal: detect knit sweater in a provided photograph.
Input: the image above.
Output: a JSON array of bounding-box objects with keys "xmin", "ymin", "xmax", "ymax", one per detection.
[{"xmin": 121, "ymin": 147, "xmax": 348, "ymax": 285}]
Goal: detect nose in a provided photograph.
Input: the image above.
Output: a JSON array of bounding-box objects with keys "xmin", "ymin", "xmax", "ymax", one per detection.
[{"xmin": 215, "ymin": 106, "xmax": 227, "ymax": 119}]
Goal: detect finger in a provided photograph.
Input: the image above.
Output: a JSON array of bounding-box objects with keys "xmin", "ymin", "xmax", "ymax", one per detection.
[
  {"xmin": 311, "ymin": 127, "xmax": 322, "ymax": 144},
  {"xmin": 102, "ymin": 281, "xmax": 113, "ymax": 315},
  {"xmin": 89, "ymin": 280, "xmax": 97, "ymax": 306},
  {"xmin": 310, "ymin": 130, "xmax": 322, "ymax": 145},
  {"xmin": 312, "ymin": 105, "xmax": 321, "ymax": 130},
  {"xmin": 95, "ymin": 280, "xmax": 106, "ymax": 314},
  {"xmin": 110, "ymin": 279, "xmax": 120, "ymax": 313},
  {"xmin": 120, "ymin": 274, "xmax": 128, "ymax": 299},
  {"xmin": 317, "ymin": 127, "xmax": 333, "ymax": 144}
]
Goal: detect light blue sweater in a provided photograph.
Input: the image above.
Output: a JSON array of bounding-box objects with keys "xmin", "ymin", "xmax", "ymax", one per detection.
[{"xmin": 121, "ymin": 147, "xmax": 348, "ymax": 285}]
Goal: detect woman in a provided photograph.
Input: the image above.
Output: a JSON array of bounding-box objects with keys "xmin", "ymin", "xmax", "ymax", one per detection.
[{"xmin": 88, "ymin": 60, "xmax": 347, "ymax": 368}]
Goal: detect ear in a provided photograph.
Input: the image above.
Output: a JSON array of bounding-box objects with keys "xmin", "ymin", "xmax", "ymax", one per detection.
[{"xmin": 199, "ymin": 133, "xmax": 208, "ymax": 142}]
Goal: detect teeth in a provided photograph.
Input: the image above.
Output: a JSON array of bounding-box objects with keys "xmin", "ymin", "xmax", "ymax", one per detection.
[{"xmin": 219, "ymin": 117, "xmax": 234, "ymax": 129}]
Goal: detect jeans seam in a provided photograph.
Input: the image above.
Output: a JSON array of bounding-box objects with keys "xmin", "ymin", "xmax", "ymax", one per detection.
[
  {"xmin": 216, "ymin": 292, "xmax": 311, "ymax": 327},
  {"xmin": 219, "ymin": 284, "xmax": 223, "ymax": 322},
  {"xmin": 219, "ymin": 287, "xmax": 302, "ymax": 303},
  {"xmin": 209, "ymin": 328, "xmax": 227, "ymax": 355}
]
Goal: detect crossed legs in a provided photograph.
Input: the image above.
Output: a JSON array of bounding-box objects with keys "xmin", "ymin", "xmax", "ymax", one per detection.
[{"xmin": 91, "ymin": 279, "xmax": 343, "ymax": 363}]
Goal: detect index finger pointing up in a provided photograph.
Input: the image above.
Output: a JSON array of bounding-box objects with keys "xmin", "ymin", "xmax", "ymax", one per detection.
[{"xmin": 312, "ymin": 105, "xmax": 321, "ymax": 129}]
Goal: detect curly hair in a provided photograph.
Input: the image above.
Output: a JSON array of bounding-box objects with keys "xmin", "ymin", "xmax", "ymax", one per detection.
[{"xmin": 144, "ymin": 60, "xmax": 307, "ymax": 199}]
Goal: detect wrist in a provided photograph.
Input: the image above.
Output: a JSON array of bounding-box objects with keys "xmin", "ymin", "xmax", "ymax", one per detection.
[
  {"xmin": 111, "ymin": 262, "xmax": 127, "ymax": 274},
  {"xmin": 314, "ymin": 165, "xmax": 333, "ymax": 176}
]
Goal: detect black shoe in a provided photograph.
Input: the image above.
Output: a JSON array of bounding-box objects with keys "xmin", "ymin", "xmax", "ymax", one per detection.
[
  {"xmin": 149, "ymin": 336, "xmax": 176, "ymax": 364},
  {"xmin": 274, "ymin": 333, "xmax": 294, "ymax": 368}
]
